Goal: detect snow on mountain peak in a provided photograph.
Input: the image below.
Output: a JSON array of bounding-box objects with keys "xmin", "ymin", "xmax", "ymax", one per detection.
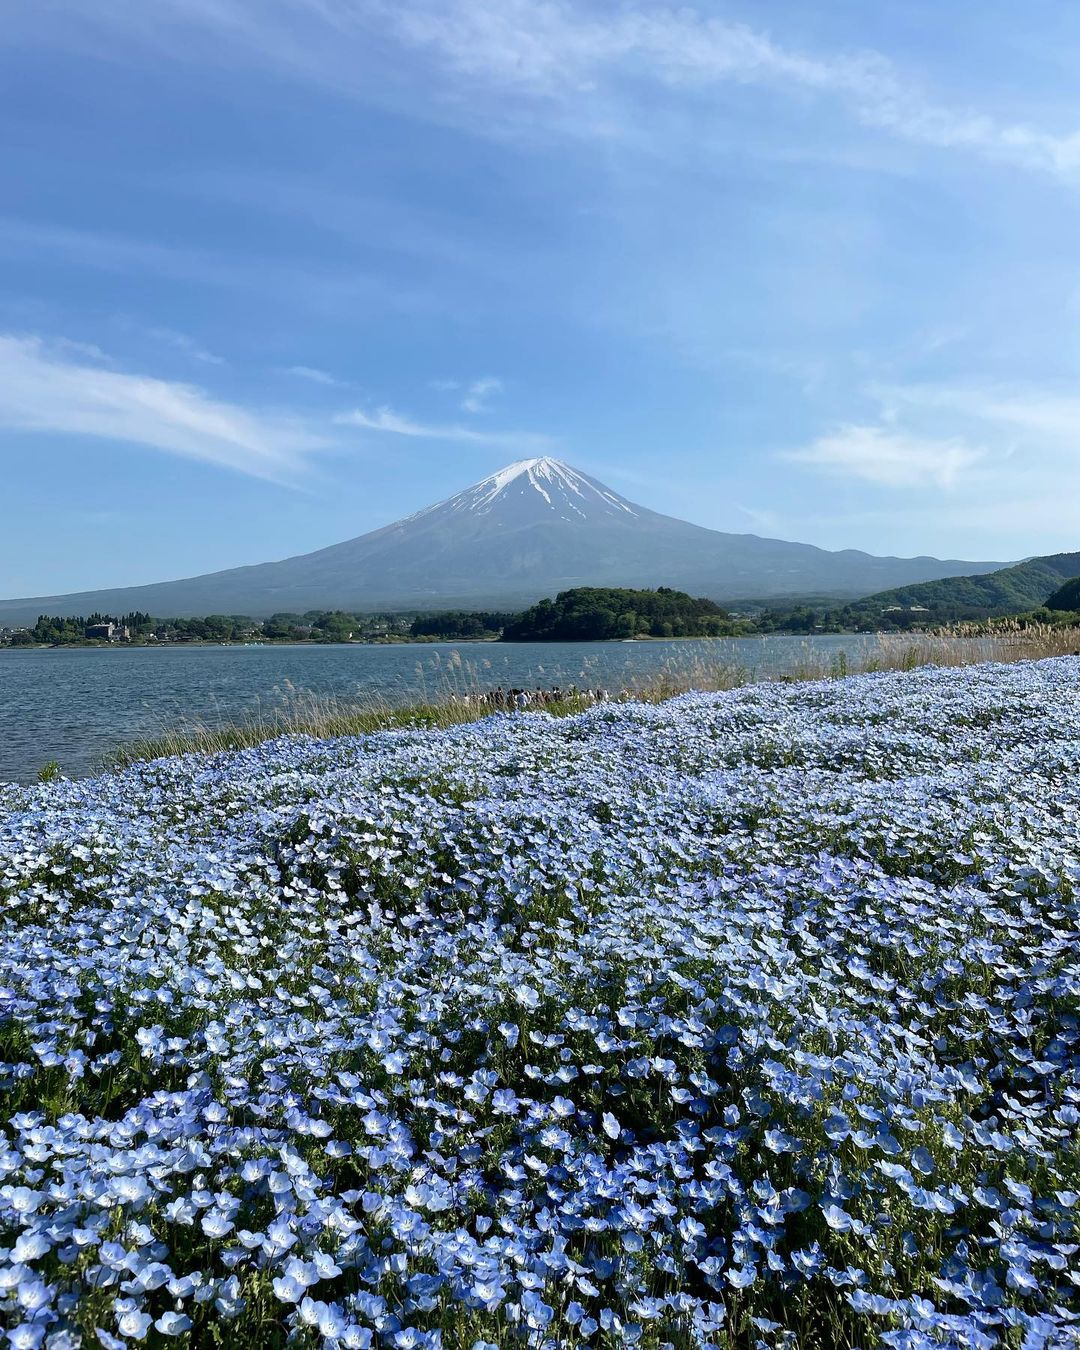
[{"xmin": 445, "ymin": 457, "xmax": 639, "ymax": 521}]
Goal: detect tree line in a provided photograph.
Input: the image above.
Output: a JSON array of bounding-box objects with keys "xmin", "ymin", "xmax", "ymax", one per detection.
[
  {"xmin": 4, "ymin": 611, "xmax": 419, "ymax": 646},
  {"xmin": 10, "ymin": 581, "xmax": 1078, "ymax": 648}
]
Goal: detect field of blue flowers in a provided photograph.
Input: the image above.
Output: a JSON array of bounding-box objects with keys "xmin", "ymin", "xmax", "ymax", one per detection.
[{"xmin": 1, "ymin": 659, "xmax": 1078, "ymax": 1350}]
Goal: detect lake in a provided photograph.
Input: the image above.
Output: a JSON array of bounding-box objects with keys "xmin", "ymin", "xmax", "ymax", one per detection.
[{"xmin": 0, "ymin": 635, "xmax": 883, "ymax": 783}]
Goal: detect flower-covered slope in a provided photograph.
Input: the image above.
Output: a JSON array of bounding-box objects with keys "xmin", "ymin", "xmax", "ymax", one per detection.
[{"xmin": 0, "ymin": 660, "xmax": 1078, "ymax": 1349}]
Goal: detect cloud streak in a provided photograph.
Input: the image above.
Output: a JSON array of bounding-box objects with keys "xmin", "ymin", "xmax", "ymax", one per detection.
[
  {"xmin": 783, "ymin": 424, "xmax": 983, "ymax": 490},
  {"xmin": 784, "ymin": 377, "xmax": 1080, "ymax": 554},
  {"xmin": 386, "ymin": 1, "xmax": 1080, "ymax": 179},
  {"xmin": 460, "ymin": 375, "xmax": 502, "ymax": 414},
  {"xmin": 0, "ymin": 335, "xmax": 331, "ymax": 484},
  {"xmin": 337, "ymin": 403, "xmax": 552, "ymax": 450},
  {"xmin": 145, "ymin": 326, "xmax": 226, "ymax": 366},
  {"xmin": 29, "ymin": 0, "xmax": 1080, "ymax": 182},
  {"xmin": 876, "ymin": 381, "xmax": 1080, "ymax": 450},
  {"xmin": 0, "ymin": 217, "xmax": 415, "ymax": 317},
  {"xmin": 284, "ymin": 364, "xmax": 348, "ymax": 387}
]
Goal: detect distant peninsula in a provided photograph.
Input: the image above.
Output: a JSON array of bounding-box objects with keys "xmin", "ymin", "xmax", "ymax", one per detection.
[{"xmin": 501, "ymin": 587, "xmax": 747, "ymax": 641}]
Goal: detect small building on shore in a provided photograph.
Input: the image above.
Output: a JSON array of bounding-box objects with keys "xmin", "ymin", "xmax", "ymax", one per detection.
[{"xmin": 86, "ymin": 622, "xmax": 130, "ymax": 642}]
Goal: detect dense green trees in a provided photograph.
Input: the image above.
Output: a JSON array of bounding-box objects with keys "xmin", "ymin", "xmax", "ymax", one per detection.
[
  {"xmin": 410, "ymin": 611, "xmax": 515, "ymax": 638},
  {"xmin": 1046, "ymin": 575, "xmax": 1080, "ymax": 612},
  {"xmin": 311, "ymin": 611, "xmax": 358, "ymax": 641},
  {"xmin": 502, "ymin": 587, "xmax": 745, "ymax": 641},
  {"xmin": 23, "ymin": 612, "xmax": 257, "ymax": 645},
  {"xmin": 852, "ymin": 553, "xmax": 1080, "ymax": 623},
  {"xmin": 28, "ymin": 611, "xmax": 156, "ymax": 644},
  {"xmin": 30, "ymin": 615, "xmax": 88, "ymax": 644},
  {"xmin": 6, "ymin": 610, "xmax": 418, "ymax": 646},
  {"xmin": 261, "ymin": 614, "xmax": 305, "ymax": 640}
]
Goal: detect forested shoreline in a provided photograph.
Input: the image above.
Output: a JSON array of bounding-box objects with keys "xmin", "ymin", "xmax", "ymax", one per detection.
[{"xmin": 5, "ymin": 580, "xmax": 1080, "ymax": 648}]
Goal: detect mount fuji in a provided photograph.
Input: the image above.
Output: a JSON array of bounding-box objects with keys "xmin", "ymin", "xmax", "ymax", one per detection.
[{"xmin": 0, "ymin": 458, "xmax": 1003, "ymax": 621}]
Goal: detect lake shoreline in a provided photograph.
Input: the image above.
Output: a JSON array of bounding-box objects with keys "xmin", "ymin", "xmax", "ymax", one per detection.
[
  {"xmin": 3, "ymin": 628, "xmax": 1078, "ymax": 784},
  {"xmin": 0, "ymin": 635, "xmax": 504, "ymax": 651},
  {"xmin": 78, "ymin": 626, "xmax": 1080, "ymax": 773},
  {"xmin": 0, "ymin": 628, "xmax": 970, "ymax": 652}
]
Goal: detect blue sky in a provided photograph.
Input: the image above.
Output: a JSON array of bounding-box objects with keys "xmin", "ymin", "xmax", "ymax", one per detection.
[{"xmin": 3, "ymin": 0, "xmax": 1080, "ymax": 595}]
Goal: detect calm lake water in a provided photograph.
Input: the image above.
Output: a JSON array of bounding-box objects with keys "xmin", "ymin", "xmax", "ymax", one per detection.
[{"xmin": 0, "ymin": 636, "xmax": 881, "ymax": 784}]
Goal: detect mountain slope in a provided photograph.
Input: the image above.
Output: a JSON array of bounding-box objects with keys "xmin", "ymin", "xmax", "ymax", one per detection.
[
  {"xmin": 1046, "ymin": 575, "xmax": 1080, "ymax": 611},
  {"xmin": 0, "ymin": 458, "xmax": 1006, "ymax": 622},
  {"xmin": 857, "ymin": 552, "xmax": 1080, "ymax": 619}
]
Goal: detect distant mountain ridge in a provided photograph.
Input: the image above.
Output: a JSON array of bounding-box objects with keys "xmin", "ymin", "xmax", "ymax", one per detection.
[
  {"xmin": 0, "ymin": 457, "xmax": 1007, "ymax": 622},
  {"xmin": 857, "ymin": 551, "xmax": 1080, "ymax": 619}
]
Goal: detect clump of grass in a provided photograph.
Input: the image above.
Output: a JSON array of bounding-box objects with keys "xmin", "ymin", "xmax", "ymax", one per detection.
[
  {"xmin": 36, "ymin": 760, "xmax": 62, "ymax": 783},
  {"xmin": 106, "ymin": 625, "xmax": 1080, "ymax": 769},
  {"xmin": 947, "ymin": 617, "xmax": 1080, "ymax": 658},
  {"xmin": 622, "ymin": 628, "xmax": 1072, "ymax": 699},
  {"xmin": 106, "ymin": 688, "xmax": 601, "ymax": 770}
]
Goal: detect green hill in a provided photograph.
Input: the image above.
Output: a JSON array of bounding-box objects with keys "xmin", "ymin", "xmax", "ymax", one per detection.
[
  {"xmin": 502, "ymin": 586, "xmax": 742, "ymax": 641},
  {"xmin": 1046, "ymin": 574, "xmax": 1080, "ymax": 612},
  {"xmin": 855, "ymin": 552, "xmax": 1080, "ymax": 621}
]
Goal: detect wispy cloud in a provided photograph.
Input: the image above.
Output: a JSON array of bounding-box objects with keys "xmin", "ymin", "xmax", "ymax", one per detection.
[
  {"xmin": 385, "ymin": 1, "xmax": 1080, "ymax": 179},
  {"xmin": 146, "ymin": 325, "xmax": 226, "ymax": 365},
  {"xmin": 0, "ymin": 335, "xmax": 330, "ymax": 484},
  {"xmin": 0, "ymin": 217, "xmax": 415, "ymax": 315},
  {"xmin": 337, "ymin": 402, "xmax": 552, "ymax": 451},
  {"xmin": 284, "ymin": 364, "xmax": 347, "ymax": 387},
  {"xmin": 734, "ymin": 503, "xmax": 784, "ymax": 535},
  {"xmin": 784, "ymin": 376, "xmax": 1080, "ymax": 555},
  {"xmin": 0, "ymin": 218, "xmax": 257, "ymax": 288},
  {"xmin": 39, "ymin": 1, "xmax": 1080, "ymax": 182},
  {"xmin": 51, "ymin": 337, "xmax": 115, "ymax": 364},
  {"xmin": 875, "ymin": 381, "xmax": 1080, "ymax": 450},
  {"xmin": 783, "ymin": 424, "xmax": 983, "ymax": 490},
  {"xmin": 460, "ymin": 375, "xmax": 502, "ymax": 414},
  {"xmin": 429, "ymin": 375, "xmax": 504, "ymax": 411}
]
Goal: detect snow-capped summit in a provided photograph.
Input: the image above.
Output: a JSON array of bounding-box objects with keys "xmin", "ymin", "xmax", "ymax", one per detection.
[
  {"xmin": 0, "ymin": 457, "xmax": 1003, "ymax": 621},
  {"xmin": 418, "ymin": 456, "xmax": 638, "ymax": 524}
]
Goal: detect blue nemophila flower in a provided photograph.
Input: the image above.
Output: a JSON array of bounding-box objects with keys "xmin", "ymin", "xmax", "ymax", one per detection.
[
  {"xmin": 727, "ymin": 1266, "xmax": 757, "ymax": 1289},
  {"xmin": 154, "ymin": 1312, "xmax": 192, "ymax": 1336},
  {"xmin": 299, "ymin": 1297, "xmax": 348, "ymax": 1338},
  {"xmin": 823, "ymin": 1113, "xmax": 851, "ymax": 1142},
  {"xmin": 0, "ymin": 659, "xmax": 1078, "ymax": 1346},
  {"xmin": 200, "ymin": 1209, "xmax": 234, "ymax": 1238},
  {"xmin": 763, "ymin": 1128, "xmax": 799, "ymax": 1153},
  {"xmin": 6, "ymin": 1326, "xmax": 46, "ymax": 1350},
  {"xmin": 116, "ymin": 1309, "xmax": 153, "ymax": 1339},
  {"xmin": 822, "ymin": 1204, "xmax": 855, "ymax": 1233}
]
